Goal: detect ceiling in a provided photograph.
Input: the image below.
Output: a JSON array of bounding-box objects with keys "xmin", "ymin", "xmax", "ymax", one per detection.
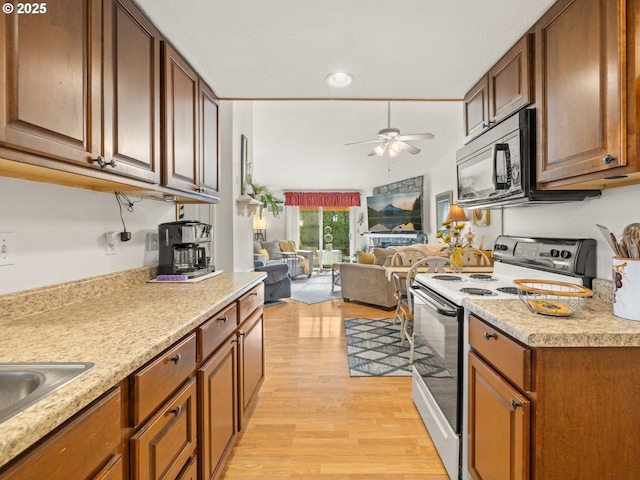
[
  {"xmin": 134, "ymin": 0, "xmax": 556, "ymax": 100},
  {"xmin": 133, "ymin": 0, "xmax": 557, "ymax": 191}
]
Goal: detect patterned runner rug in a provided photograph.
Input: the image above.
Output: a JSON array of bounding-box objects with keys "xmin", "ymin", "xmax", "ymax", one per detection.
[{"xmin": 344, "ymin": 317, "xmax": 452, "ymax": 377}]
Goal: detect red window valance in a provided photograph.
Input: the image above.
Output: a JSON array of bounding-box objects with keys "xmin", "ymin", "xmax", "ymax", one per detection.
[{"xmin": 284, "ymin": 191, "xmax": 361, "ymax": 207}]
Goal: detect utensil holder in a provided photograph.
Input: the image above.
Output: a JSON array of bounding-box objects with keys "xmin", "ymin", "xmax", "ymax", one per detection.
[{"xmin": 613, "ymin": 257, "xmax": 640, "ymax": 321}]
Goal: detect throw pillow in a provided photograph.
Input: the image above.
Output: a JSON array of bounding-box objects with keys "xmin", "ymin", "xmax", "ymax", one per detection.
[
  {"xmin": 253, "ymin": 240, "xmax": 263, "ymax": 254},
  {"xmin": 279, "ymin": 240, "xmax": 297, "ymax": 252},
  {"xmin": 373, "ymin": 247, "xmax": 397, "ymax": 266},
  {"xmin": 261, "ymin": 240, "xmax": 283, "ymax": 260},
  {"xmin": 257, "ymin": 248, "xmax": 269, "ymax": 260},
  {"xmin": 356, "ymin": 251, "xmax": 375, "ymax": 264}
]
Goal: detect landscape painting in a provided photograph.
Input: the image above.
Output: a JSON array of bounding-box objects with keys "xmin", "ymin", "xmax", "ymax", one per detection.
[{"xmin": 366, "ymin": 192, "xmax": 422, "ymax": 232}]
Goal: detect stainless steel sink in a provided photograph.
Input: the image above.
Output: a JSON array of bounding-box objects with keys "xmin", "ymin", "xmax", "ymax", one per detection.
[{"xmin": 0, "ymin": 362, "xmax": 95, "ymax": 424}]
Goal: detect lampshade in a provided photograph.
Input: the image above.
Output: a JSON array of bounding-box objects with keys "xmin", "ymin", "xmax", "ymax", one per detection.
[
  {"xmin": 253, "ymin": 215, "xmax": 266, "ymax": 230},
  {"xmin": 388, "ymin": 141, "xmax": 401, "ymax": 157},
  {"xmin": 374, "ymin": 143, "xmax": 387, "ymax": 156},
  {"xmin": 446, "ymin": 204, "xmax": 468, "ymax": 223}
]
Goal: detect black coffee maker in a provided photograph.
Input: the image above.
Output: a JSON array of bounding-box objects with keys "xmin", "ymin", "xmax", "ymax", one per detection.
[{"xmin": 158, "ymin": 221, "xmax": 214, "ymax": 278}]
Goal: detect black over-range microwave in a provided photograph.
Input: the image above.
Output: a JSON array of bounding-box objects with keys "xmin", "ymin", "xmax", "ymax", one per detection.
[{"xmin": 456, "ymin": 108, "xmax": 601, "ymax": 209}]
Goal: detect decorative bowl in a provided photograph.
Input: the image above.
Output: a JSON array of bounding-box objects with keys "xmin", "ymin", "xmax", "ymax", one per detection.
[{"xmin": 513, "ymin": 279, "xmax": 593, "ymax": 317}]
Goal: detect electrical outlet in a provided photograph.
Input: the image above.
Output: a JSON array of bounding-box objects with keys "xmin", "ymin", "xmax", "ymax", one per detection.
[
  {"xmin": 147, "ymin": 232, "xmax": 159, "ymax": 251},
  {"xmin": 105, "ymin": 232, "xmax": 119, "ymax": 255},
  {"xmin": 0, "ymin": 232, "xmax": 16, "ymax": 266}
]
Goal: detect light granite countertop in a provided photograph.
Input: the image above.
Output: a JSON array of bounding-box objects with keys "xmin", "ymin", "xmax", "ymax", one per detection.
[
  {"xmin": 463, "ymin": 296, "xmax": 640, "ymax": 347},
  {"xmin": 0, "ymin": 270, "xmax": 266, "ymax": 469}
]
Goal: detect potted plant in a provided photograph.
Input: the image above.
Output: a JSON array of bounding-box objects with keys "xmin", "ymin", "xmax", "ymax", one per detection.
[{"xmin": 248, "ymin": 181, "xmax": 283, "ymax": 218}]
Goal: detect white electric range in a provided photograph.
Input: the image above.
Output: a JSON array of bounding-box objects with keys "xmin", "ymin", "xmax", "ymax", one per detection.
[{"xmin": 409, "ymin": 235, "xmax": 597, "ymax": 480}]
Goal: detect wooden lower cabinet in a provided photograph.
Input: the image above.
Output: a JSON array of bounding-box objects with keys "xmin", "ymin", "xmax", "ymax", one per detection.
[
  {"xmin": 176, "ymin": 455, "xmax": 198, "ymax": 480},
  {"xmin": 0, "ymin": 387, "xmax": 123, "ymax": 480},
  {"xmin": 468, "ymin": 353, "xmax": 530, "ymax": 480},
  {"xmin": 468, "ymin": 314, "xmax": 640, "ymax": 479},
  {"xmin": 199, "ymin": 338, "xmax": 238, "ymax": 480},
  {"xmin": 238, "ymin": 308, "xmax": 265, "ymax": 431},
  {"xmin": 130, "ymin": 378, "xmax": 198, "ymax": 480}
]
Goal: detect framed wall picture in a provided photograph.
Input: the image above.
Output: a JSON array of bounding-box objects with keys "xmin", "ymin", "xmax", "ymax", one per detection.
[
  {"xmin": 435, "ymin": 190, "xmax": 453, "ymax": 232},
  {"xmin": 240, "ymin": 134, "xmax": 251, "ymax": 194},
  {"xmin": 472, "ymin": 209, "xmax": 491, "ymax": 226}
]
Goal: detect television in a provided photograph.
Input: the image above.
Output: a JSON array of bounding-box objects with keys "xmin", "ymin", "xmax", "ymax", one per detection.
[{"xmin": 366, "ymin": 192, "xmax": 422, "ymax": 232}]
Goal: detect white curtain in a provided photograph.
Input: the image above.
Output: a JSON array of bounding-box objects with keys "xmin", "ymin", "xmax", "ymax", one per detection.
[{"xmin": 284, "ymin": 206, "xmax": 300, "ymax": 247}]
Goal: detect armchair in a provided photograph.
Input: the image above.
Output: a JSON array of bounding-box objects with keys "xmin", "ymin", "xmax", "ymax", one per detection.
[
  {"xmin": 253, "ymin": 261, "xmax": 291, "ymax": 302},
  {"xmin": 253, "ymin": 239, "xmax": 313, "ymax": 279}
]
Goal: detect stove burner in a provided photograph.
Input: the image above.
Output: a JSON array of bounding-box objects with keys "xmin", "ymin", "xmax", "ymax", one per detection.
[
  {"xmin": 496, "ymin": 287, "xmax": 519, "ymax": 295},
  {"xmin": 459, "ymin": 287, "xmax": 497, "ymax": 296},
  {"xmin": 433, "ymin": 275, "xmax": 462, "ymax": 281},
  {"xmin": 469, "ymin": 274, "xmax": 497, "ymax": 281}
]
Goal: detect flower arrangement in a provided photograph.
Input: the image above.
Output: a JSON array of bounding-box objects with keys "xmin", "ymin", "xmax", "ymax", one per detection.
[{"xmin": 435, "ymin": 219, "xmax": 466, "ymax": 253}]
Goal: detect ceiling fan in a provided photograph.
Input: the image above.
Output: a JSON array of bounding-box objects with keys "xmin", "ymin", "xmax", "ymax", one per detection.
[{"xmin": 345, "ymin": 102, "xmax": 435, "ymax": 157}]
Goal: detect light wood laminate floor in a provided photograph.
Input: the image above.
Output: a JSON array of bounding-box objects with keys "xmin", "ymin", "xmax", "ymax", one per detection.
[{"xmin": 219, "ymin": 296, "xmax": 448, "ymax": 479}]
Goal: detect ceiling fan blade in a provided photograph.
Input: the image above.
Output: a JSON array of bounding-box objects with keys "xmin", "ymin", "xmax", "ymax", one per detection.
[
  {"xmin": 345, "ymin": 139, "xmax": 383, "ymax": 146},
  {"xmin": 396, "ymin": 141, "xmax": 421, "ymax": 155},
  {"xmin": 367, "ymin": 147, "xmax": 379, "ymax": 156},
  {"xmin": 396, "ymin": 132, "xmax": 435, "ymax": 141}
]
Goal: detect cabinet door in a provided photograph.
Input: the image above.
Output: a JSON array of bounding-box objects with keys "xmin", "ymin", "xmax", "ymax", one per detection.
[
  {"xmin": 199, "ymin": 82, "xmax": 220, "ymax": 196},
  {"xmin": 130, "ymin": 378, "xmax": 198, "ymax": 480},
  {"xmin": 199, "ymin": 338, "xmax": 238, "ymax": 480},
  {"xmin": 162, "ymin": 42, "xmax": 199, "ymax": 193},
  {"xmin": 238, "ymin": 309, "xmax": 264, "ymax": 431},
  {"xmin": 0, "ymin": 0, "xmax": 102, "ymax": 166},
  {"xmin": 102, "ymin": 0, "xmax": 160, "ymax": 183},
  {"xmin": 489, "ymin": 34, "xmax": 533, "ymax": 125},
  {"xmin": 0, "ymin": 388, "xmax": 122, "ymax": 480},
  {"xmin": 468, "ymin": 353, "xmax": 530, "ymax": 480},
  {"xmin": 463, "ymin": 76, "xmax": 489, "ymax": 142},
  {"xmin": 536, "ymin": 0, "xmax": 624, "ymax": 185}
]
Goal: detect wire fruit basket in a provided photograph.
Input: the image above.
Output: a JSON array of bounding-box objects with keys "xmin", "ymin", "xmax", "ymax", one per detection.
[{"xmin": 513, "ymin": 279, "xmax": 593, "ymax": 317}]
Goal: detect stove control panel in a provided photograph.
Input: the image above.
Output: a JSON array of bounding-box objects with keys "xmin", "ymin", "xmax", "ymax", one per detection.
[{"xmin": 492, "ymin": 235, "xmax": 596, "ymax": 280}]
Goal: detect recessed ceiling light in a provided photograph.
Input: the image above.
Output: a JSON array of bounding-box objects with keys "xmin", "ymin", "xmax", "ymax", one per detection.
[{"xmin": 326, "ymin": 72, "xmax": 353, "ymax": 88}]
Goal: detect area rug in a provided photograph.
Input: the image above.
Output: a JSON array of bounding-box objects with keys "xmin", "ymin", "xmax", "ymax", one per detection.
[
  {"xmin": 290, "ymin": 274, "xmax": 341, "ymax": 304},
  {"xmin": 344, "ymin": 318, "xmax": 452, "ymax": 377}
]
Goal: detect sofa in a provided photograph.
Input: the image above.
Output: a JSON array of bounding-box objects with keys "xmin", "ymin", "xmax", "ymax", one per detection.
[
  {"xmin": 253, "ymin": 239, "xmax": 313, "ymax": 279},
  {"xmin": 339, "ymin": 244, "xmax": 449, "ymax": 309}
]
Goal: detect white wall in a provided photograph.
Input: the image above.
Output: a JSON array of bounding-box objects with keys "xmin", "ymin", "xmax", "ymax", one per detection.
[
  {"xmin": 0, "ymin": 177, "xmax": 175, "ymax": 295},
  {"xmin": 503, "ymin": 183, "xmax": 640, "ymax": 280}
]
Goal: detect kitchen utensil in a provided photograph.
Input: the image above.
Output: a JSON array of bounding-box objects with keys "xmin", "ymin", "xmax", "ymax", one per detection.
[
  {"xmin": 596, "ymin": 224, "xmax": 620, "ymax": 255},
  {"xmin": 623, "ymin": 222, "xmax": 640, "ymax": 238},
  {"xmin": 513, "ymin": 279, "xmax": 592, "ymax": 317}
]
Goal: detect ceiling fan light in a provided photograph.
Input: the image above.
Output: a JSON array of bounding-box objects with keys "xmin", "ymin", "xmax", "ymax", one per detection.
[
  {"xmin": 325, "ymin": 72, "xmax": 353, "ymax": 88},
  {"xmin": 374, "ymin": 143, "xmax": 387, "ymax": 156},
  {"xmin": 388, "ymin": 141, "xmax": 401, "ymax": 157}
]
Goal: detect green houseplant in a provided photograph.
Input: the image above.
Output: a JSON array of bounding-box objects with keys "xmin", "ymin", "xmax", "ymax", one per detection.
[{"xmin": 248, "ymin": 181, "xmax": 283, "ymax": 218}]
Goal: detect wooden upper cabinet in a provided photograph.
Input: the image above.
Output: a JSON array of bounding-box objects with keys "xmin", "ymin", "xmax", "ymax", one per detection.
[
  {"xmin": 102, "ymin": 0, "xmax": 161, "ymax": 183},
  {"xmin": 464, "ymin": 34, "xmax": 533, "ymax": 143},
  {"xmin": 0, "ymin": 0, "xmax": 102, "ymax": 165},
  {"xmin": 463, "ymin": 77, "xmax": 489, "ymax": 142},
  {"xmin": 199, "ymin": 82, "xmax": 220, "ymax": 196},
  {"xmin": 489, "ymin": 34, "xmax": 533, "ymax": 125},
  {"xmin": 535, "ymin": 0, "xmax": 624, "ymax": 186},
  {"xmin": 162, "ymin": 42, "xmax": 200, "ymax": 193}
]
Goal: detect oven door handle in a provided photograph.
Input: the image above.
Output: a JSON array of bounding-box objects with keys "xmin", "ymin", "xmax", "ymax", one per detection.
[
  {"xmin": 492, "ymin": 143, "xmax": 512, "ymax": 190},
  {"xmin": 412, "ymin": 288, "xmax": 458, "ymax": 317}
]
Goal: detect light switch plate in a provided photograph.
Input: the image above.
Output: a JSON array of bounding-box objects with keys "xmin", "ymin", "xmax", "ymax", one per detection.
[{"xmin": 0, "ymin": 232, "xmax": 16, "ymax": 266}]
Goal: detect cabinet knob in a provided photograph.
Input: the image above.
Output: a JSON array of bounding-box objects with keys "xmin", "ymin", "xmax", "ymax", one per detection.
[
  {"xmin": 170, "ymin": 353, "xmax": 181, "ymax": 364},
  {"xmin": 217, "ymin": 315, "xmax": 228, "ymax": 323},
  {"xmin": 483, "ymin": 331, "xmax": 498, "ymax": 340},
  {"xmin": 602, "ymin": 154, "xmax": 615, "ymax": 165},
  {"xmin": 169, "ymin": 405, "xmax": 182, "ymax": 417},
  {"xmin": 482, "ymin": 120, "xmax": 495, "ymax": 129},
  {"xmin": 106, "ymin": 158, "xmax": 117, "ymax": 168},
  {"xmin": 92, "ymin": 155, "xmax": 105, "ymax": 167},
  {"xmin": 511, "ymin": 399, "xmax": 523, "ymax": 409}
]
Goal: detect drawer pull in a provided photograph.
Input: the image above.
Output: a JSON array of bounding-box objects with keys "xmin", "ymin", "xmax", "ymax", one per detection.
[
  {"xmin": 217, "ymin": 315, "xmax": 228, "ymax": 323},
  {"xmin": 170, "ymin": 353, "xmax": 181, "ymax": 364},
  {"xmin": 484, "ymin": 331, "xmax": 498, "ymax": 340},
  {"xmin": 250, "ymin": 292, "xmax": 258, "ymax": 297},
  {"xmin": 511, "ymin": 400, "xmax": 523, "ymax": 409},
  {"xmin": 169, "ymin": 405, "xmax": 182, "ymax": 417}
]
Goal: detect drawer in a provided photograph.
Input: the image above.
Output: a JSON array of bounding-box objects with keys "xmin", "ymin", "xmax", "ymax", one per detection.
[
  {"xmin": 131, "ymin": 334, "xmax": 197, "ymax": 426},
  {"xmin": 198, "ymin": 302, "xmax": 238, "ymax": 362},
  {"xmin": 130, "ymin": 378, "xmax": 198, "ymax": 480},
  {"xmin": 238, "ymin": 283, "xmax": 264, "ymax": 322},
  {"xmin": 469, "ymin": 315, "xmax": 531, "ymax": 391}
]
